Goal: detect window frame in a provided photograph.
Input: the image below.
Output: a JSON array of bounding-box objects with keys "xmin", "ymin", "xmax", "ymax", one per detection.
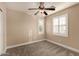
[
  {"xmin": 53, "ymin": 14, "xmax": 68, "ymax": 37},
  {"xmin": 38, "ymin": 18, "xmax": 44, "ymax": 34}
]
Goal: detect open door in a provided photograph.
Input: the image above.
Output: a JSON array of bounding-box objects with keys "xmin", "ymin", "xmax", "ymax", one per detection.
[{"xmin": 0, "ymin": 10, "xmax": 3, "ymax": 55}]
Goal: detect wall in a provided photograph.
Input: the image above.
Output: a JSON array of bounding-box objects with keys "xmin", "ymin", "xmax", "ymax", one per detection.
[
  {"xmin": 6, "ymin": 9, "xmax": 45, "ymax": 46},
  {"xmin": 45, "ymin": 4, "xmax": 79, "ymax": 50}
]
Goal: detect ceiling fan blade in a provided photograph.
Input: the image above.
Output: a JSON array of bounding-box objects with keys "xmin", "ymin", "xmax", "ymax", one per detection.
[
  {"xmin": 28, "ymin": 8, "xmax": 39, "ymax": 10},
  {"xmin": 44, "ymin": 8, "xmax": 55, "ymax": 10},
  {"xmin": 43, "ymin": 11, "xmax": 48, "ymax": 15},
  {"xmin": 34, "ymin": 11, "xmax": 39, "ymax": 15}
]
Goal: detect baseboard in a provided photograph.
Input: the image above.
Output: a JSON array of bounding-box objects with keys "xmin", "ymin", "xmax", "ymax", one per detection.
[
  {"xmin": 6, "ymin": 39, "xmax": 79, "ymax": 53},
  {"xmin": 46, "ymin": 39, "xmax": 79, "ymax": 53},
  {"xmin": 6, "ymin": 39, "xmax": 46, "ymax": 49}
]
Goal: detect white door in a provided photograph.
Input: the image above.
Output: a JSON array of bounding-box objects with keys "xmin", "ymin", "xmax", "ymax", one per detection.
[{"xmin": 0, "ymin": 11, "xmax": 3, "ymax": 55}]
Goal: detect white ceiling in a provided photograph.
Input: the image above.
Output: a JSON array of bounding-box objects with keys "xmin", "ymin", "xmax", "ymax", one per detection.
[{"xmin": 5, "ymin": 2, "xmax": 78, "ymax": 17}]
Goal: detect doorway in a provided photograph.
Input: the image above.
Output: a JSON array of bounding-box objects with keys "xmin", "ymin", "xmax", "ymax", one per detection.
[{"xmin": 0, "ymin": 10, "xmax": 4, "ymax": 55}]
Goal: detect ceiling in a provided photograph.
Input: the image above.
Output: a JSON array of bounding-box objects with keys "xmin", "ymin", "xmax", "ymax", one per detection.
[{"xmin": 5, "ymin": 2, "xmax": 78, "ymax": 17}]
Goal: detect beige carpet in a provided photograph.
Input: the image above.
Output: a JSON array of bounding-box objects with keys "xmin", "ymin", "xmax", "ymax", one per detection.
[{"xmin": 2, "ymin": 40, "xmax": 79, "ymax": 56}]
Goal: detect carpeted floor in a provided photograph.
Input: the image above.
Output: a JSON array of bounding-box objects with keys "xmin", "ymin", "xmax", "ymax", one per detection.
[{"xmin": 2, "ymin": 40, "xmax": 79, "ymax": 56}]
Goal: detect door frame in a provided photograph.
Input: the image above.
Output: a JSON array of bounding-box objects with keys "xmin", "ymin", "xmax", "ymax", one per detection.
[{"xmin": 0, "ymin": 9, "xmax": 6, "ymax": 55}]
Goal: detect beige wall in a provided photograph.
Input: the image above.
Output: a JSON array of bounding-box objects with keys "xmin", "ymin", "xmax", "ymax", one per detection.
[
  {"xmin": 6, "ymin": 3, "xmax": 79, "ymax": 50},
  {"xmin": 45, "ymin": 4, "xmax": 79, "ymax": 50},
  {"xmin": 6, "ymin": 9, "xmax": 45, "ymax": 46}
]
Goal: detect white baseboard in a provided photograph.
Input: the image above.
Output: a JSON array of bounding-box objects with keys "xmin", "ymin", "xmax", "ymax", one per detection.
[
  {"xmin": 46, "ymin": 39, "xmax": 79, "ymax": 53},
  {"xmin": 6, "ymin": 39, "xmax": 79, "ymax": 53},
  {"xmin": 6, "ymin": 39, "xmax": 46, "ymax": 49}
]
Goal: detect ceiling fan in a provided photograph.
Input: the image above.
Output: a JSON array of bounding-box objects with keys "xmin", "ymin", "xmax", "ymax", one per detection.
[{"xmin": 28, "ymin": 2, "xmax": 55, "ymax": 15}]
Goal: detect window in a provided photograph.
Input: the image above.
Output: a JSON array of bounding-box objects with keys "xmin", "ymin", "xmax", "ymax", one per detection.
[
  {"xmin": 53, "ymin": 14, "xmax": 68, "ymax": 37},
  {"xmin": 38, "ymin": 18, "xmax": 44, "ymax": 34}
]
